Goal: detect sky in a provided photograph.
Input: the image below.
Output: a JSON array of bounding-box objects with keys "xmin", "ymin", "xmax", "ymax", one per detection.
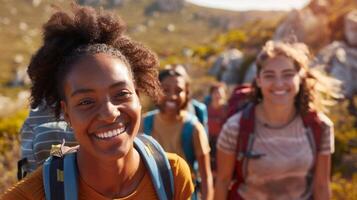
[{"xmin": 185, "ymin": 0, "xmax": 311, "ymax": 11}]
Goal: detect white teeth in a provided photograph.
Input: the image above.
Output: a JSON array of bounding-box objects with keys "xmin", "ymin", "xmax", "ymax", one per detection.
[
  {"xmin": 166, "ymin": 101, "xmax": 176, "ymax": 108},
  {"xmin": 96, "ymin": 127, "xmax": 125, "ymax": 139},
  {"xmin": 273, "ymin": 90, "xmax": 287, "ymax": 95}
]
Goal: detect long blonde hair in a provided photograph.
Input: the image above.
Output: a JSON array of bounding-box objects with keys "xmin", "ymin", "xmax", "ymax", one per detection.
[{"xmin": 252, "ymin": 40, "xmax": 342, "ymax": 115}]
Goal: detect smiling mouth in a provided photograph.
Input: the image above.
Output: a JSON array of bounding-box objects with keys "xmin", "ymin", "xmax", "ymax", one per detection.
[
  {"xmin": 165, "ymin": 101, "xmax": 177, "ymax": 109},
  {"xmin": 272, "ymin": 90, "xmax": 288, "ymax": 95},
  {"xmin": 94, "ymin": 125, "xmax": 127, "ymax": 140}
]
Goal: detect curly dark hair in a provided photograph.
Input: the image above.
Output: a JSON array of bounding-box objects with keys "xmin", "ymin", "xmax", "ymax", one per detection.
[{"xmin": 27, "ymin": 5, "xmax": 163, "ymax": 118}]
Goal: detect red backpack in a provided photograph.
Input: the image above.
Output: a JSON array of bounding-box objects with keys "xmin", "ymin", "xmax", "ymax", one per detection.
[{"xmin": 225, "ymin": 85, "xmax": 323, "ymax": 200}]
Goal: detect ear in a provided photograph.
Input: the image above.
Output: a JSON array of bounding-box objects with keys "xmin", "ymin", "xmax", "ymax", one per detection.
[{"xmin": 60, "ymin": 100, "xmax": 71, "ymax": 125}]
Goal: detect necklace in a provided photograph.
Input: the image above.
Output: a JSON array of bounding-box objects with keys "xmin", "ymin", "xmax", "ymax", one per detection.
[{"xmin": 258, "ymin": 104, "xmax": 297, "ymax": 129}]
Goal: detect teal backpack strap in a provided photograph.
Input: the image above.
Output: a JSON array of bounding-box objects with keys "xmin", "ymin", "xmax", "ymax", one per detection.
[
  {"xmin": 43, "ymin": 153, "xmax": 78, "ymax": 200},
  {"xmin": 181, "ymin": 113, "xmax": 197, "ymax": 169},
  {"xmin": 191, "ymin": 99, "xmax": 208, "ymax": 133},
  {"xmin": 134, "ymin": 135, "xmax": 174, "ymax": 200},
  {"xmin": 143, "ymin": 110, "xmax": 159, "ymax": 135},
  {"xmin": 63, "ymin": 153, "xmax": 78, "ymax": 200}
]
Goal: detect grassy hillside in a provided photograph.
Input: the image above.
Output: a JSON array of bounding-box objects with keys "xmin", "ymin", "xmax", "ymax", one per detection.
[{"xmin": 0, "ymin": 0, "xmax": 284, "ymax": 89}]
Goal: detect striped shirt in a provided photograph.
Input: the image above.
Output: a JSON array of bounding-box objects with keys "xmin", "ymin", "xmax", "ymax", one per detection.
[
  {"xmin": 217, "ymin": 111, "xmax": 334, "ymax": 200},
  {"xmin": 20, "ymin": 105, "xmax": 78, "ymax": 173}
]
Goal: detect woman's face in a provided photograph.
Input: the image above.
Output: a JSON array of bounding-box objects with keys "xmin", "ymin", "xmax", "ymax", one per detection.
[
  {"xmin": 256, "ymin": 55, "xmax": 301, "ymax": 107},
  {"xmin": 61, "ymin": 53, "xmax": 141, "ymax": 161},
  {"xmin": 211, "ymin": 86, "xmax": 226, "ymax": 104},
  {"xmin": 160, "ymin": 75, "xmax": 188, "ymax": 116}
]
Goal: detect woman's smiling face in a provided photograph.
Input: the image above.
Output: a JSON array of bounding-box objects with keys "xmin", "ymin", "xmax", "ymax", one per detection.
[
  {"xmin": 61, "ymin": 53, "xmax": 141, "ymax": 161},
  {"xmin": 256, "ymin": 55, "xmax": 301, "ymax": 107}
]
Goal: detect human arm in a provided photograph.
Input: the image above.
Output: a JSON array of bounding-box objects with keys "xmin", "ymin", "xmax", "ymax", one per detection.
[
  {"xmin": 313, "ymin": 113, "xmax": 334, "ymax": 200},
  {"xmin": 214, "ymin": 149, "xmax": 236, "ymax": 200},
  {"xmin": 197, "ymin": 153, "xmax": 214, "ymax": 200},
  {"xmin": 213, "ymin": 112, "xmax": 241, "ymax": 200},
  {"xmin": 313, "ymin": 154, "xmax": 331, "ymax": 200},
  {"xmin": 192, "ymin": 121, "xmax": 214, "ymax": 200}
]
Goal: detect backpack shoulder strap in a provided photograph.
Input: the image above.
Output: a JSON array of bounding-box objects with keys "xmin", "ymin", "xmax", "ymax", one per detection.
[
  {"xmin": 143, "ymin": 110, "xmax": 159, "ymax": 136},
  {"xmin": 235, "ymin": 103, "xmax": 255, "ymax": 185},
  {"xmin": 43, "ymin": 153, "xmax": 78, "ymax": 200},
  {"xmin": 134, "ymin": 135, "xmax": 174, "ymax": 200},
  {"xmin": 181, "ymin": 112, "xmax": 198, "ymax": 169},
  {"xmin": 302, "ymin": 111, "xmax": 323, "ymax": 153},
  {"xmin": 191, "ymin": 99, "xmax": 208, "ymax": 128}
]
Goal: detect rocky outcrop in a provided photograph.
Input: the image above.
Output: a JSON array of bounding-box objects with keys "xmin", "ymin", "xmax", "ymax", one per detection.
[
  {"xmin": 274, "ymin": 8, "xmax": 330, "ymax": 49},
  {"xmin": 314, "ymin": 41, "xmax": 357, "ymax": 99},
  {"xmin": 209, "ymin": 48, "xmax": 244, "ymax": 85}
]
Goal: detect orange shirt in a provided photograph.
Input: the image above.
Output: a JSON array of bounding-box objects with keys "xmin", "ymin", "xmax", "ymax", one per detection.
[{"xmin": 1, "ymin": 153, "xmax": 194, "ymax": 200}]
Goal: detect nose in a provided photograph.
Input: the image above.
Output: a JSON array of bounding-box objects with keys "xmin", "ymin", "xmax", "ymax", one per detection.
[
  {"xmin": 166, "ymin": 90, "xmax": 178, "ymax": 100},
  {"xmin": 98, "ymin": 99, "xmax": 120, "ymax": 123},
  {"xmin": 274, "ymin": 77, "xmax": 284, "ymax": 87}
]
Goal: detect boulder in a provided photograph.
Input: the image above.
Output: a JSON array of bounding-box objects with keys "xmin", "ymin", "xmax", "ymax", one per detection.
[
  {"xmin": 274, "ymin": 8, "xmax": 330, "ymax": 49},
  {"xmin": 345, "ymin": 10, "xmax": 357, "ymax": 46},
  {"xmin": 209, "ymin": 48, "xmax": 244, "ymax": 85},
  {"xmin": 314, "ymin": 41, "xmax": 357, "ymax": 99}
]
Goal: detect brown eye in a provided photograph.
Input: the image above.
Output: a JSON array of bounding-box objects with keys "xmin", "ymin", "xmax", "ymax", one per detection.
[{"xmin": 78, "ymin": 98, "xmax": 95, "ymax": 106}]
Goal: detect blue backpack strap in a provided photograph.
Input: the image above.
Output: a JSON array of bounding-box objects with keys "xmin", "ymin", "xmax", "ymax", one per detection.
[
  {"xmin": 43, "ymin": 153, "xmax": 78, "ymax": 200},
  {"xmin": 134, "ymin": 135, "xmax": 174, "ymax": 200},
  {"xmin": 63, "ymin": 153, "xmax": 78, "ymax": 200},
  {"xmin": 143, "ymin": 110, "xmax": 159, "ymax": 135},
  {"xmin": 181, "ymin": 113, "xmax": 197, "ymax": 169},
  {"xmin": 191, "ymin": 99, "xmax": 208, "ymax": 133}
]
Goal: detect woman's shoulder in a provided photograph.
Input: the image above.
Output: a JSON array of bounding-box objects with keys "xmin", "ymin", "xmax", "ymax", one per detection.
[
  {"xmin": 165, "ymin": 153, "xmax": 194, "ymax": 199},
  {"xmin": 166, "ymin": 152, "xmax": 190, "ymax": 172},
  {"xmin": 224, "ymin": 111, "xmax": 243, "ymax": 129},
  {"xmin": 1, "ymin": 167, "xmax": 44, "ymax": 200}
]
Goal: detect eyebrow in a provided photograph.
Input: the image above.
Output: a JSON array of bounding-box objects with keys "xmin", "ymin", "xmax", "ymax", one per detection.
[
  {"xmin": 261, "ymin": 69, "xmax": 296, "ymax": 74},
  {"xmin": 70, "ymin": 81, "xmax": 129, "ymax": 97}
]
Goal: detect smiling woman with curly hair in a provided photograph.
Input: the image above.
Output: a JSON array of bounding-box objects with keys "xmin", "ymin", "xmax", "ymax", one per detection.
[{"xmin": 1, "ymin": 4, "xmax": 194, "ymax": 200}]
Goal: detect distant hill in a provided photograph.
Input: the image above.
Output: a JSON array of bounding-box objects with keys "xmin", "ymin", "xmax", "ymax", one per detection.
[{"xmin": 0, "ymin": 0, "xmax": 285, "ymax": 91}]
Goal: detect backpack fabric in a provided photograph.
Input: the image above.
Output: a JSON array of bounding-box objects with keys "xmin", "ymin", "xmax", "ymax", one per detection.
[
  {"xmin": 225, "ymin": 84, "xmax": 253, "ymax": 122},
  {"xmin": 227, "ymin": 103, "xmax": 323, "ymax": 200},
  {"xmin": 187, "ymin": 99, "xmax": 208, "ymax": 133},
  {"xmin": 143, "ymin": 110, "xmax": 198, "ymax": 169},
  {"xmin": 143, "ymin": 110, "xmax": 200, "ymax": 200},
  {"xmin": 43, "ymin": 134, "xmax": 174, "ymax": 200},
  {"xmin": 18, "ymin": 105, "xmax": 77, "ymax": 180}
]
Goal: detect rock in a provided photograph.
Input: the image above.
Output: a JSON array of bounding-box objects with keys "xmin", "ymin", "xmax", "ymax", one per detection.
[
  {"xmin": 314, "ymin": 41, "xmax": 357, "ymax": 99},
  {"xmin": 77, "ymin": 0, "xmax": 101, "ymax": 6},
  {"xmin": 166, "ymin": 24, "xmax": 175, "ymax": 32},
  {"xmin": 274, "ymin": 8, "xmax": 330, "ymax": 49},
  {"xmin": 209, "ymin": 48, "xmax": 244, "ymax": 85},
  {"xmin": 32, "ymin": 0, "xmax": 41, "ymax": 7},
  {"xmin": 156, "ymin": 0, "xmax": 184, "ymax": 12},
  {"xmin": 344, "ymin": 10, "xmax": 357, "ymax": 46},
  {"xmin": 9, "ymin": 67, "xmax": 31, "ymax": 87},
  {"xmin": 19, "ymin": 22, "xmax": 28, "ymax": 31},
  {"xmin": 133, "ymin": 24, "xmax": 147, "ymax": 33},
  {"xmin": 13, "ymin": 54, "xmax": 24, "ymax": 64}
]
